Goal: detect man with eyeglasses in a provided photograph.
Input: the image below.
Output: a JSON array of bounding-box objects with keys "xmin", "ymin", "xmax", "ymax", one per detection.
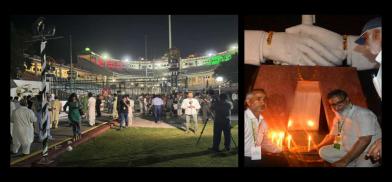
[
  {"xmin": 244, "ymin": 89, "xmax": 283, "ymax": 167},
  {"xmin": 311, "ymin": 89, "xmax": 381, "ymax": 167}
]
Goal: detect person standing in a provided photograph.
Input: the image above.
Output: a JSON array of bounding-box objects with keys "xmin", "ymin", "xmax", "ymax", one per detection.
[
  {"xmin": 143, "ymin": 95, "xmax": 148, "ymax": 115},
  {"xmin": 63, "ymin": 93, "xmax": 82, "ymax": 141},
  {"xmin": 211, "ymin": 94, "xmax": 233, "ymax": 152},
  {"xmin": 112, "ymin": 94, "xmax": 118, "ymax": 120},
  {"xmin": 50, "ymin": 96, "xmax": 61, "ymax": 129},
  {"xmin": 118, "ymin": 96, "xmax": 129, "ymax": 129},
  {"xmin": 138, "ymin": 94, "xmax": 144, "ymax": 114},
  {"xmin": 96, "ymin": 95, "xmax": 102, "ymax": 117},
  {"xmin": 87, "ymin": 92, "xmax": 96, "ymax": 127},
  {"xmin": 11, "ymin": 99, "xmax": 37, "ymax": 155},
  {"xmin": 152, "ymin": 95, "xmax": 164, "ymax": 123},
  {"xmin": 126, "ymin": 95, "xmax": 134, "ymax": 126},
  {"xmin": 181, "ymin": 92, "xmax": 201, "ymax": 133}
]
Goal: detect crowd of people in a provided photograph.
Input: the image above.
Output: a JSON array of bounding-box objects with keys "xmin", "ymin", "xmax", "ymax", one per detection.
[{"xmin": 10, "ymin": 89, "xmax": 238, "ymax": 155}]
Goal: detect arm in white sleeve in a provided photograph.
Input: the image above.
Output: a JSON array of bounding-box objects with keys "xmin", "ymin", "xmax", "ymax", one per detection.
[{"xmin": 245, "ymin": 30, "xmax": 266, "ymax": 65}]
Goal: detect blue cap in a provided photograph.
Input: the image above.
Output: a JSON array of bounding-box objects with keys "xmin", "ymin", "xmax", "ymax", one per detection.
[{"xmin": 355, "ymin": 17, "xmax": 382, "ymax": 45}]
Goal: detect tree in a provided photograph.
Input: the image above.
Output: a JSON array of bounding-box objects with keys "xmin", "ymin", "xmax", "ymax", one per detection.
[{"xmin": 213, "ymin": 53, "xmax": 238, "ymax": 83}]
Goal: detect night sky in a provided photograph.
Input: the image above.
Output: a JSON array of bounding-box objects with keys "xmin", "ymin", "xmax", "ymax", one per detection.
[{"xmin": 10, "ymin": 15, "xmax": 238, "ymax": 62}]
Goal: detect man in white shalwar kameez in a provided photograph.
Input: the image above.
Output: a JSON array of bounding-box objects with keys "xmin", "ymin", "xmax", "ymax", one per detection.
[
  {"xmin": 88, "ymin": 92, "xmax": 96, "ymax": 126},
  {"xmin": 127, "ymin": 96, "xmax": 134, "ymax": 126},
  {"xmin": 11, "ymin": 99, "xmax": 37, "ymax": 155}
]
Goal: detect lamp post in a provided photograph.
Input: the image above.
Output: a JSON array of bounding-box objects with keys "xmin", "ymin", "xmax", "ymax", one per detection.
[{"xmin": 216, "ymin": 76, "xmax": 223, "ymax": 95}]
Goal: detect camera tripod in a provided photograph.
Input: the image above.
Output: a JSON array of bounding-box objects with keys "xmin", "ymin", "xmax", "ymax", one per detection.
[{"xmin": 195, "ymin": 110, "xmax": 237, "ymax": 149}]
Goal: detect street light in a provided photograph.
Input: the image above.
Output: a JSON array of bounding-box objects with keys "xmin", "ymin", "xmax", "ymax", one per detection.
[
  {"xmin": 229, "ymin": 44, "xmax": 238, "ymax": 50},
  {"xmin": 85, "ymin": 47, "xmax": 90, "ymax": 52},
  {"xmin": 102, "ymin": 53, "xmax": 109, "ymax": 60},
  {"xmin": 216, "ymin": 76, "xmax": 223, "ymax": 94},
  {"xmin": 206, "ymin": 50, "xmax": 216, "ymax": 57},
  {"xmin": 122, "ymin": 55, "xmax": 131, "ymax": 62},
  {"xmin": 102, "ymin": 52, "xmax": 110, "ymax": 69}
]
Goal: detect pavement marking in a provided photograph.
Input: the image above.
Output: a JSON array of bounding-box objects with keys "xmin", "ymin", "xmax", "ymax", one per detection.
[{"xmin": 11, "ymin": 122, "xmax": 108, "ymax": 166}]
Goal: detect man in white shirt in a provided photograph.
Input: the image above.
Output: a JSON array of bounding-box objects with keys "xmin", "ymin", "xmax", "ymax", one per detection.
[
  {"xmin": 152, "ymin": 95, "xmax": 164, "ymax": 123},
  {"xmin": 87, "ymin": 92, "xmax": 96, "ymax": 126},
  {"xmin": 313, "ymin": 89, "xmax": 381, "ymax": 167},
  {"xmin": 181, "ymin": 92, "xmax": 201, "ymax": 133},
  {"xmin": 353, "ymin": 18, "xmax": 382, "ymax": 163},
  {"xmin": 11, "ymin": 99, "xmax": 37, "ymax": 155},
  {"xmin": 244, "ymin": 89, "xmax": 282, "ymax": 167}
]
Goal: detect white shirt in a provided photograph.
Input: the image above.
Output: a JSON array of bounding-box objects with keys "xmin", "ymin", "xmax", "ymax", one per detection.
[
  {"xmin": 152, "ymin": 97, "xmax": 163, "ymax": 106},
  {"xmin": 330, "ymin": 105, "xmax": 381, "ymax": 152},
  {"xmin": 88, "ymin": 97, "xmax": 96, "ymax": 109},
  {"xmin": 373, "ymin": 51, "xmax": 382, "ymax": 99},
  {"xmin": 11, "ymin": 106, "xmax": 37, "ymax": 145},
  {"xmin": 244, "ymin": 109, "xmax": 281, "ymax": 157},
  {"xmin": 181, "ymin": 98, "xmax": 201, "ymax": 115}
]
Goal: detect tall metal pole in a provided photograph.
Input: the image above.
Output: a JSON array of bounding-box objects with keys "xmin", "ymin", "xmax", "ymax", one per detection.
[
  {"xmin": 69, "ymin": 35, "xmax": 73, "ymax": 92},
  {"xmin": 169, "ymin": 15, "xmax": 172, "ymax": 49},
  {"xmin": 145, "ymin": 34, "xmax": 148, "ymax": 60}
]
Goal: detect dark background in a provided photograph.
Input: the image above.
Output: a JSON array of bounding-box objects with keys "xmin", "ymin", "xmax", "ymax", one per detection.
[{"xmin": 10, "ymin": 15, "xmax": 238, "ymax": 63}]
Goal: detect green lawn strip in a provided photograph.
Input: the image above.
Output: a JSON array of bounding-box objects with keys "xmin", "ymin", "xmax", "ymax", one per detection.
[{"xmin": 57, "ymin": 122, "xmax": 237, "ymax": 167}]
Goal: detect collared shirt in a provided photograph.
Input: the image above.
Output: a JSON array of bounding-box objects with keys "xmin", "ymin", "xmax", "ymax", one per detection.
[
  {"xmin": 152, "ymin": 97, "xmax": 163, "ymax": 106},
  {"xmin": 330, "ymin": 105, "xmax": 382, "ymax": 152},
  {"xmin": 181, "ymin": 98, "xmax": 201, "ymax": 115},
  {"xmin": 373, "ymin": 51, "xmax": 382, "ymax": 99},
  {"xmin": 244, "ymin": 109, "xmax": 281, "ymax": 157}
]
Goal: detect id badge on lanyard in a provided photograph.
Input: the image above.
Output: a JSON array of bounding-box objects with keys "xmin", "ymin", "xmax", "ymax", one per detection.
[
  {"xmin": 334, "ymin": 134, "xmax": 342, "ymax": 150},
  {"xmin": 251, "ymin": 145, "xmax": 262, "ymax": 160},
  {"xmin": 333, "ymin": 106, "xmax": 354, "ymax": 150},
  {"xmin": 250, "ymin": 118, "xmax": 262, "ymax": 160}
]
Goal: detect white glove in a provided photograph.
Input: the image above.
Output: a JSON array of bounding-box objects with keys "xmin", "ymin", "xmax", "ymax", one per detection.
[
  {"xmin": 286, "ymin": 24, "xmax": 379, "ymax": 70},
  {"xmin": 245, "ymin": 30, "xmax": 338, "ymax": 66}
]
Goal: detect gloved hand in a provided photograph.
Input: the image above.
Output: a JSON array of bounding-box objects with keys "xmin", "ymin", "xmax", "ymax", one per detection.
[
  {"xmin": 245, "ymin": 30, "xmax": 338, "ymax": 66},
  {"xmin": 286, "ymin": 24, "xmax": 379, "ymax": 70}
]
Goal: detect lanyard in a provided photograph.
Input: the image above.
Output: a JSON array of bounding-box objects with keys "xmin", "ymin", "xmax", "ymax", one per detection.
[
  {"xmin": 249, "ymin": 117, "xmax": 260, "ymax": 146},
  {"xmin": 337, "ymin": 105, "xmax": 354, "ymax": 136}
]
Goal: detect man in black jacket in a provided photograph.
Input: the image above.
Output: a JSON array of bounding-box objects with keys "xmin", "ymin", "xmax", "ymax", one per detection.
[{"xmin": 211, "ymin": 93, "xmax": 233, "ymax": 152}]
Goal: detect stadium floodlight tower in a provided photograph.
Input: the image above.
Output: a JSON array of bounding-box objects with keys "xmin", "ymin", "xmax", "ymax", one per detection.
[
  {"xmin": 168, "ymin": 15, "xmax": 181, "ymax": 94},
  {"xmin": 168, "ymin": 47, "xmax": 180, "ymax": 93}
]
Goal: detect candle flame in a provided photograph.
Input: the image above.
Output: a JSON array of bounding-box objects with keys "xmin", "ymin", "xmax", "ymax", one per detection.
[
  {"xmin": 307, "ymin": 120, "xmax": 314, "ymax": 127},
  {"xmin": 288, "ymin": 119, "xmax": 293, "ymax": 128}
]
